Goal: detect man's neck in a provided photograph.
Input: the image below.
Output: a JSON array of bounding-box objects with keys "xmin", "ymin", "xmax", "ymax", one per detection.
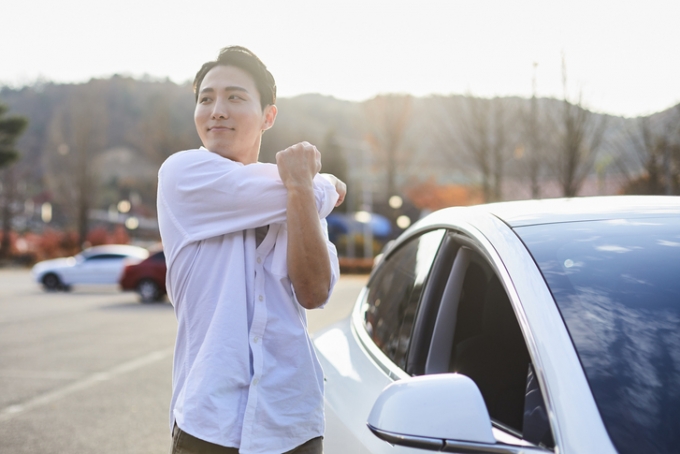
[{"xmin": 206, "ymin": 147, "xmax": 260, "ymax": 165}]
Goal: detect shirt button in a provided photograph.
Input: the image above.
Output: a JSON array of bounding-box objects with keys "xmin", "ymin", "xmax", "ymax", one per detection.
[
  {"xmin": 252, "ymin": 378, "xmax": 259, "ymax": 386},
  {"xmin": 253, "ymin": 337, "xmax": 259, "ymax": 343},
  {"xmin": 257, "ymin": 257, "xmax": 262, "ymax": 264},
  {"xmin": 258, "ymin": 295, "xmax": 263, "ymax": 302}
]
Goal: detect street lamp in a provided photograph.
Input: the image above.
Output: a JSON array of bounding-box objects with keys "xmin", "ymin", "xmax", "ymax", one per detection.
[
  {"xmin": 125, "ymin": 216, "xmax": 139, "ymax": 230},
  {"xmin": 41, "ymin": 202, "xmax": 52, "ymax": 223},
  {"xmin": 396, "ymin": 215, "xmax": 411, "ymax": 229},
  {"xmin": 354, "ymin": 211, "xmax": 372, "ymax": 223},
  {"xmin": 117, "ymin": 200, "xmax": 131, "ymax": 214},
  {"xmin": 388, "ymin": 195, "xmax": 403, "ymax": 209}
]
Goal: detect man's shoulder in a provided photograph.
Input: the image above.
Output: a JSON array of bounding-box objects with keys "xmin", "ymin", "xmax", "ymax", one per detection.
[
  {"xmin": 160, "ymin": 148, "xmax": 210, "ymax": 170},
  {"xmin": 159, "ymin": 149, "xmax": 241, "ymax": 177}
]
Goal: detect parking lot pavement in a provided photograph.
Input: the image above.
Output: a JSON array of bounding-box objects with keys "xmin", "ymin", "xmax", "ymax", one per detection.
[
  {"xmin": 307, "ymin": 274, "xmax": 368, "ymax": 334},
  {"xmin": 0, "ymin": 269, "xmax": 367, "ymax": 454}
]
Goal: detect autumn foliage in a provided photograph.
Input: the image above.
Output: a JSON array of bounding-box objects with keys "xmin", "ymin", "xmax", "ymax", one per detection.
[
  {"xmin": 404, "ymin": 178, "xmax": 484, "ymax": 211},
  {"xmin": 0, "ymin": 226, "xmax": 131, "ymax": 264}
]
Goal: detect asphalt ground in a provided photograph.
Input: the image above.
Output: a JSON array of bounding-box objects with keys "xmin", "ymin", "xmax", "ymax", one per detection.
[{"xmin": 0, "ymin": 269, "xmax": 368, "ymax": 454}]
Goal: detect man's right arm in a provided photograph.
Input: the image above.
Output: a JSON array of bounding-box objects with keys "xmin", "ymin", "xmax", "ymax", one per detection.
[{"xmin": 158, "ymin": 150, "xmax": 337, "ymax": 243}]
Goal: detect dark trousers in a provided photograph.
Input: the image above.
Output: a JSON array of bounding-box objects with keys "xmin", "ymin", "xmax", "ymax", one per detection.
[{"xmin": 171, "ymin": 425, "xmax": 323, "ymax": 454}]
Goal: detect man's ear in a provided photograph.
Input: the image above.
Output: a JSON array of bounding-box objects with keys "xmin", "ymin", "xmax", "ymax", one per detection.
[{"xmin": 262, "ymin": 104, "xmax": 277, "ymax": 132}]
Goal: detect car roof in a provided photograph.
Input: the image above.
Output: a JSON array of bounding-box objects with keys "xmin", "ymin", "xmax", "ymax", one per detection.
[
  {"xmin": 394, "ymin": 196, "xmax": 680, "ymax": 253},
  {"xmin": 474, "ymin": 195, "xmax": 680, "ymax": 227},
  {"xmin": 80, "ymin": 244, "xmax": 149, "ymax": 258}
]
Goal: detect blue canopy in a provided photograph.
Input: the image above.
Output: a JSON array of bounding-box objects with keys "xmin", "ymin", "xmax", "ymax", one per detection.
[{"xmin": 327, "ymin": 212, "xmax": 392, "ymax": 238}]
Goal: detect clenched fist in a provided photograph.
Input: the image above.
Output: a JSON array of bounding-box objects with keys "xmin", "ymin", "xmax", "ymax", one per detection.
[{"xmin": 276, "ymin": 141, "xmax": 321, "ymax": 190}]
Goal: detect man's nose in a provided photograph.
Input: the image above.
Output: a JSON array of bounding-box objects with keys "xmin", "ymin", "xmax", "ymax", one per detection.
[{"xmin": 211, "ymin": 99, "xmax": 229, "ymax": 119}]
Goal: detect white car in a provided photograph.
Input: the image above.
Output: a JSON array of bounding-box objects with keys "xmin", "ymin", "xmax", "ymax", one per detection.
[
  {"xmin": 32, "ymin": 244, "xmax": 149, "ymax": 291},
  {"xmin": 314, "ymin": 196, "xmax": 680, "ymax": 454}
]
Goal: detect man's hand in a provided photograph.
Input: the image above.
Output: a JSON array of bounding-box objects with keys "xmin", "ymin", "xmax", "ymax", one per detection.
[
  {"xmin": 321, "ymin": 174, "xmax": 347, "ymax": 207},
  {"xmin": 276, "ymin": 143, "xmax": 347, "ymax": 207},
  {"xmin": 276, "ymin": 142, "xmax": 321, "ymax": 190}
]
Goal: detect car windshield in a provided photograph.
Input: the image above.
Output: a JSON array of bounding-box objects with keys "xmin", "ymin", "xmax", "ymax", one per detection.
[{"xmin": 516, "ymin": 216, "xmax": 680, "ymax": 454}]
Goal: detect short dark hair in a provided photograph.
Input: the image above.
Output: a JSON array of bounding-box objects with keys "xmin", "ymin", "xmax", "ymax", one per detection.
[{"xmin": 193, "ymin": 46, "xmax": 277, "ymax": 109}]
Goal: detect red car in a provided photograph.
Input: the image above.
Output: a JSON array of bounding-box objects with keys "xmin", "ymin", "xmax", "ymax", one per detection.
[{"xmin": 119, "ymin": 250, "xmax": 167, "ymax": 302}]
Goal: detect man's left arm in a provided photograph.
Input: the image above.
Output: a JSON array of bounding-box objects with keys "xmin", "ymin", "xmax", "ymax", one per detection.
[{"xmin": 276, "ymin": 142, "xmax": 343, "ymax": 310}]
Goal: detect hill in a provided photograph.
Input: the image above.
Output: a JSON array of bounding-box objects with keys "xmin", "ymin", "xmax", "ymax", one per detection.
[{"xmin": 1, "ymin": 76, "xmax": 678, "ymax": 239}]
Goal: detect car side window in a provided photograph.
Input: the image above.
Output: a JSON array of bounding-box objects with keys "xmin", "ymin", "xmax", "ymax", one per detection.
[
  {"xmin": 447, "ymin": 252, "xmax": 554, "ymax": 449},
  {"xmin": 363, "ymin": 229, "xmax": 445, "ymax": 369},
  {"xmin": 86, "ymin": 254, "xmax": 126, "ymax": 261}
]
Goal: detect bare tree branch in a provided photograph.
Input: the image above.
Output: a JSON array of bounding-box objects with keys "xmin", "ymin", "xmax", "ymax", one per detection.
[
  {"xmin": 363, "ymin": 94, "xmax": 413, "ymax": 201},
  {"xmin": 552, "ymin": 55, "xmax": 609, "ymax": 197}
]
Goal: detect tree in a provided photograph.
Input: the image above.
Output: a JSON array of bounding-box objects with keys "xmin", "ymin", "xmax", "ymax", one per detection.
[
  {"xmin": 451, "ymin": 96, "xmax": 513, "ymax": 202},
  {"xmin": 130, "ymin": 82, "xmax": 198, "ymax": 166},
  {"xmin": 0, "ymin": 103, "xmax": 29, "ymax": 259},
  {"xmin": 363, "ymin": 94, "xmax": 413, "ymax": 203},
  {"xmin": 43, "ymin": 81, "xmax": 108, "ymax": 247},
  {"xmin": 459, "ymin": 97, "xmax": 492, "ymax": 201},
  {"xmin": 521, "ymin": 63, "xmax": 544, "ymax": 198},
  {"xmin": 320, "ymin": 130, "xmax": 349, "ymax": 212},
  {"xmin": 618, "ymin": 105, "xmax": 680, "ymax": 195},
  {"xmin": 552, "ymin": 56, "xmax": 609, "ymax": 197},
  {"xmin": 0, "ymin": 103, "xmax": 27, "ymax": 168},
  {"xmin": 489, "ymin": 98, "xmax": 509, "ymax": 202}
]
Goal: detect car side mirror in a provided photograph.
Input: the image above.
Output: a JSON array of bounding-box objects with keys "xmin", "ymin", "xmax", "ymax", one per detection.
[{"xmin": 367, "ymin": 374, "xmax": 547, "ymax": 453}]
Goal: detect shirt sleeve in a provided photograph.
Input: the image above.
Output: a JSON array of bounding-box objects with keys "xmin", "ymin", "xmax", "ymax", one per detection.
[{"xmin": 158, "ymin": 150, "xmax": 338, "ymax": 243}]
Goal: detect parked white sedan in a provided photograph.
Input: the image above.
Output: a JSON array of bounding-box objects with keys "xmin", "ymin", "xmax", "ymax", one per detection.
[
  {"xmin": 32, "ymin": 244, "xmax": 149, "ymax": 291},
  {"xmin": 314, "ymin": 196, "xmax": 680, "ymax": 454}
]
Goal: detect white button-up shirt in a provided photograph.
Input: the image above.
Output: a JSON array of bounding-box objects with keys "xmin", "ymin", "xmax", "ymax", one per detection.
[{"xmin": 157, "ymin": 148, "xmax": 339, "ymax": 454}]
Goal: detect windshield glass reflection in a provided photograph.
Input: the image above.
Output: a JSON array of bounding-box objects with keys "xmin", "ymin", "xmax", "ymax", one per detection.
[{"xmin": 517, "ymin": 217, "xmax": 680, "ymax": 454}]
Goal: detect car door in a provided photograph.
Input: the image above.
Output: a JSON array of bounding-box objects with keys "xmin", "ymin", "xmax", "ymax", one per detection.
[
  {"xmin": 318, "ymin": 227, "xmax": 558, "ymax": 453},
  {"xmin": 80, "ymin": 253, "xmax": 127, "ymax": 284},
  {"xmin": 415, "ymin": 231, "xmax": 555, "ymax": 450},
  {"xmin": 316, "ymin": 228, "xmax": 448, "ymax": 454}
]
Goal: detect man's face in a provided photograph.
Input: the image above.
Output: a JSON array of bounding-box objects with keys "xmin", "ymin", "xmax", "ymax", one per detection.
[{"xmin": 194, "ymin": 65, "xmax": 276, "ymax": 164}]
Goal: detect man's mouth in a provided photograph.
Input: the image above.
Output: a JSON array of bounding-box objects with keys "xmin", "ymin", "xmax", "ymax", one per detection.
[{"xmin": 209, "ymin": 126, "xmax": 234, "ymax": 132}]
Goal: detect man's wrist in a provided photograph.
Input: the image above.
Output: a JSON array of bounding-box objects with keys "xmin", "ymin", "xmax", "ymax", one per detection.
[{"xmin": 284, "ymin": 180, "xmax": 315, "ymax": 194}]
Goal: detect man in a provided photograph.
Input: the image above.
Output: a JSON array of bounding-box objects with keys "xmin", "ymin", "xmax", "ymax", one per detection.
[{"xmin": 157, "ymin": 46, "xmax": 345, "ymax": 454}]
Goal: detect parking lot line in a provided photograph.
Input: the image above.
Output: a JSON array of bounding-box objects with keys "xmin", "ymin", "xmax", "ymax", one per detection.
[{"xmin": 0, "ymin": 347, "xmax": 173, "ymax": 421}]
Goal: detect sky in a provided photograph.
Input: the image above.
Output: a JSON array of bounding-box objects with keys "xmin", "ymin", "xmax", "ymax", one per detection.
[{"xmin": 1, "ymin": 0, "xmax": 679, "ymax": 118}]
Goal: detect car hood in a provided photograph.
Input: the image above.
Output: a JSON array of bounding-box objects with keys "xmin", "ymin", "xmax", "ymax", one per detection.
[{"xmin": 32, "ymin": 257, "xmax": 77, "ymax": 274}]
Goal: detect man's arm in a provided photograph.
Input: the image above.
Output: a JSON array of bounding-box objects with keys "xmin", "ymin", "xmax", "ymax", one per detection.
[
  {"xmin": 277, "ymin": 142, "xmax": 338, "ymax": 310},
  {"xmin": 159, "ymin": 149, "xmax": 337, "ymax": 244}
]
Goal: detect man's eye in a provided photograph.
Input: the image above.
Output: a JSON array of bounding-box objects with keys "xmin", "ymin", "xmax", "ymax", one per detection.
[
  {"xmin": 200, "ymin": 97, "xmax": 211, "ymax": 103},
  {"xmin": 229, "ymin": 95, "xmax": 244, "ymax": 101}
]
